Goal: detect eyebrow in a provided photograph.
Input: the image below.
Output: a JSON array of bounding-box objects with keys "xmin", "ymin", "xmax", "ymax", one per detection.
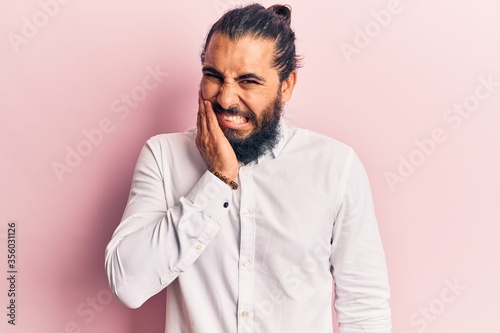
[{"xmin": 202, "ymin": 66, "xmax": 267, "ymax": 83}]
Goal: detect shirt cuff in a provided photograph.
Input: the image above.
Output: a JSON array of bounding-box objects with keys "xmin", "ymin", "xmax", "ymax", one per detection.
[{"xmin": 185, "ymin": 170, "xmax": 233, "ymax": 221}]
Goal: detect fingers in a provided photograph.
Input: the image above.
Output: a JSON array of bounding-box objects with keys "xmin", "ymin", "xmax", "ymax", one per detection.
[
  {"xmin": 196, "ymin": 90, "xmax": 207, "ymax": 153},
  {"xmin": 194, "ymin": 91, "xmax": 239, "ymax": 179},
  {"xmin": 198, "ymin": 91, "xmax": 222, "ymax": 136},
  {"xmin": 197, "ymin": 90, "xmax": 207, "ymax": 136},
  {"xmin": 204, "ymin": 99, "xmax": 223, "ymax": 135}
]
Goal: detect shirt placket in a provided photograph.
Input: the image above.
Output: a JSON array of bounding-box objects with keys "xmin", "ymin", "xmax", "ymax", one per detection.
[{"xmin": 237, "ymin": 165, "xmax": 255, "ymax": 333}]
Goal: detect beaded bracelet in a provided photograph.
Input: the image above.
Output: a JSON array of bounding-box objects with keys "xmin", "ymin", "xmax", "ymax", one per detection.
[{"xmin": 212, "ymin": 171, "xmax": 238, "ymax": 190}]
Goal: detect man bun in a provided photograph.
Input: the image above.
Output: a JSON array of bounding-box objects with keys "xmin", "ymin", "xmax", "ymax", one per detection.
[
  {"xmin": 268, "ymin": 4, "xmax": 292, "ymax": 26},
  {"xmin": 201, "ymin": 3, "xmax": 301, "ymax": 82}
]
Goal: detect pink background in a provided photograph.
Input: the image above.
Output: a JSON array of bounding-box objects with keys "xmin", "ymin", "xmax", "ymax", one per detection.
[{"xmin": 1, "ymin": 0, "xmax": 499, "ymax": 332}]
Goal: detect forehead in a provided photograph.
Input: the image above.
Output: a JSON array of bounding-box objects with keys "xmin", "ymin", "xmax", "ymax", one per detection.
[{"xmin": 204, "ymin": 33, "xmax": 277, "ymax": 76}]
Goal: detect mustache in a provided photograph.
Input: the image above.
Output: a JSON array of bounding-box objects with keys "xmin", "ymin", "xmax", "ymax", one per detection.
[{"xmin": 212, "ymin": 102, "xmax": 257, "ymax": 123}]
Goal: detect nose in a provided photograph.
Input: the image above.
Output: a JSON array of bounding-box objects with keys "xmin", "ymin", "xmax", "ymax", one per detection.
[{"xmin": 216, "ymin": 83, "xmax": 240, "ymax": 110}]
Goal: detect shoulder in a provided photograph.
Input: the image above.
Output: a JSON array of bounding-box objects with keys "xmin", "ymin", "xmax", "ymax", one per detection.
[
  {"xmin": 146, "ymin": 128, "xmax": 196, "ymax": 143},
  {"xmin": 136, "ymin": 127, "xmax": 199, "ymax": 165},
  {"xmin": 283, "ymin": 123, "xmax": 355, "ymax": 161},
  {"xmin": 143, "ymin": 127, "xmax": 197, "ymax": 152}
]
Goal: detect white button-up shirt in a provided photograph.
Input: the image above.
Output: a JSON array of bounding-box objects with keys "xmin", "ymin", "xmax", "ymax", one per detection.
[{"xmin": 105, "ymin": 119, "xmax": 391, "ymax": 333}]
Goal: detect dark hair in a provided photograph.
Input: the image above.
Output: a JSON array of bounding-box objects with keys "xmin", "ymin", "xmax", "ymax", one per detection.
[{"xmin": 200, "ymin": 4, "xmax": 302, "ymax": 82}]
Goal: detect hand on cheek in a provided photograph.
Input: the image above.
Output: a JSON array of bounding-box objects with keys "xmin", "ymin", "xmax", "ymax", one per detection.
[{"xmin": 195, "ymin": 90, "xmax": 239, "ymax": 181}]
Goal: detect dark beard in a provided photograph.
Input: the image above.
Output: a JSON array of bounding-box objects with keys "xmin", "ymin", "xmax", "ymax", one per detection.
[{"xmin": 213, "ymin": 91, "xmax": 283, "ymax": 164}]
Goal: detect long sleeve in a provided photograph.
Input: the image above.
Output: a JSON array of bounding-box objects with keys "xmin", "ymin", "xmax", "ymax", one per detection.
[
  {"xmin": 105, "ymin": 137, "xmax": 232, "ymax": 309},
  {"xmin": 330, "ymin": 150, "xmax": 392, "ymax": 332}
]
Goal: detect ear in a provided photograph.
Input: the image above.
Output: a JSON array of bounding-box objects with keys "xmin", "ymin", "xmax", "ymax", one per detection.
[{"xmin": 280, "ymin": 71, "xmax": 297, "ymax": 103}]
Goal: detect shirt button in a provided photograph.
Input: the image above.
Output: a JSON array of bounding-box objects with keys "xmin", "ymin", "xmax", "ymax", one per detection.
[
  {"xmin": 242, "ymin": 259, "xmax": 251, "ymax": 267},
  {"xmin": 223, "ymin": 202, "xmax": 229, "ymax": 208},
  {"xmin": 194, "ymin": 244, "xmax": 203, "ymax": 251},
  {"xmin": 243, "ymin": 210, "xmax": 252, "ymax": 217},
  {"xmin": 241, "ymin": 310, "xmax": 249, "ymax": 318}
]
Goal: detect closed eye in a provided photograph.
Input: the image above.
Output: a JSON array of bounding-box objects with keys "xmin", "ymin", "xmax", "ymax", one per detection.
[
  {"xmin": 240, "ymin": 80, "xmax": 260, "ymax": 85},
  {"xmin": 203, "ymin": 73, "xmax": 223, "ymax": 81}
]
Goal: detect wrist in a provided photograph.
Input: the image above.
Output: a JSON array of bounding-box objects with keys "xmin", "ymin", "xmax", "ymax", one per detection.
[
  {"xmin": 209, "ymin": 165, "xmax": 238, "ymax": 181},
  {"xmin": 211, "ymin": 170, "xmax": 238, "ymax": 190}
]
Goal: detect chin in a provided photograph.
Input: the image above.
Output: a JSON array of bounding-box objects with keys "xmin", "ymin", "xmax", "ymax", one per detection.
[{"xmin": 222, "ymin": 127, "xmax": 253, "ymax": 141}]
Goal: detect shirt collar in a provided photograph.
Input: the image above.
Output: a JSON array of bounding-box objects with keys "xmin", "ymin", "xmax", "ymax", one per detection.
[{"xmin": 253, "ymin": 116, "xmax": 290, "ymax": 165}]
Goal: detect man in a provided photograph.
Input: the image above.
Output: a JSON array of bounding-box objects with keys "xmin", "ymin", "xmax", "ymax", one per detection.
[{"xmin": 105, "ymin": 4, "xmax": 391, "ymax": 333}]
